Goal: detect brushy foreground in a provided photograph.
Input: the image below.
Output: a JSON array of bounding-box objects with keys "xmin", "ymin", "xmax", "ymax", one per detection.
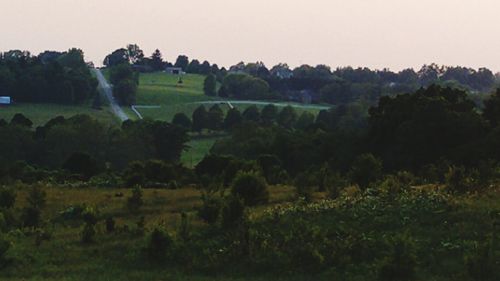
[{"xmin": 0, "ymin": 184, "xmax": 498, "ymax": 281}]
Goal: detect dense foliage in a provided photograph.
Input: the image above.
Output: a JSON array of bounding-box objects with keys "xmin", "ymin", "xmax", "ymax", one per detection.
[
  {"xmin": 0, "ymin": 49, "xmax": 97, "ymax": 104},
  {"xmin": 0, "ymin": 115, "xmax": 189, "ymax": 183}
]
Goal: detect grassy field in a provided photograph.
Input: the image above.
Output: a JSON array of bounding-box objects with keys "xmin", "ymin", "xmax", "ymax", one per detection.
[
  {"xmin": 1, "ymin": 184, "xmax": 498, "ymax": 281},
  {"xmin": 0, "ymin": 103, "xmax": 118, "ymax": 127},
  {"xmin": 1, "ymin": 185, "xmax": 296, "ymax": 281},
  {"xmin": 136, "ymin": 72, "xmax": 210, "ymax": 105},
  {"xmin": 132, "ymin": 72, "xmax": 327, "ymax": 123},
  {"xmin": 181, "ymin": 136, "xmax": 227, "ymax": 168}
]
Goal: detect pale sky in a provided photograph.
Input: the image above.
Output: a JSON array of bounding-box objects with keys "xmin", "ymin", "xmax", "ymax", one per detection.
[{"xmin": 1, "ymin": 0, "xmax": 499, "ymax": 71}]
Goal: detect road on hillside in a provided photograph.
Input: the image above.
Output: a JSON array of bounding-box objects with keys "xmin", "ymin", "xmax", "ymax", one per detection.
[{"xmin": 93, "ymin": 68, "xmax": 129, "ymax": 122}]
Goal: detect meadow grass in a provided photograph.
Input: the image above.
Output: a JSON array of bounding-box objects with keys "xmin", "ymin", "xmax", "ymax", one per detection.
[
  {"xmin": 136, "ymin": 73, "xmax": 210, "ymax": 106},
  {"xmin": 0, "ymin": 103, "xmax": 118, "ymax": 127},
  {"xmin": 134, "ymin": 72, "xmax": 325, "ymax": 122},
  {"xmin": 181, "ymin": 135, "xmax": 227, "ymax": 168},
  {"xmin": 1, "ymin": 185, "xmax": 296, "ymax": 281}
]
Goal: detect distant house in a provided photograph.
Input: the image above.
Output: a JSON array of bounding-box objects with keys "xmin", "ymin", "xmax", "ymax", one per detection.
[
  {"xmin": 286, "ymin": 90, "xmax": 318, "ymax": 104},
  {"xmin": 272, "ymin": 68, "xmax": 293, "ymax": 79},
  {"xmin": 132, "ymin": 64, "xmax": 153, "ymax": 73},
  {"xmin": 0, "ymin": 96, "xmax": 12, "ymax": 105},
  {"xmin": 165, "ymin": 67, "xmax": 185, "ymax": 75}
]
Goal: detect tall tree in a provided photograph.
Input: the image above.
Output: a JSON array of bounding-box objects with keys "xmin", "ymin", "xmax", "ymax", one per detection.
[
  {"xmin": 277, "ymin": 106, "xmax": 297, "ymax": 129},
  {"xmin": 192, "ymin": 105, "xmax": 208, "ymax": 132},
  {"xmin": 172, "ymin": 113, "xmax": 192, "ymax": 130},
  {"xmin": 174, "ymin": 55, "xmax": 189, "ymax": 71},
  {"xmin": 242, "ymin": 105, "xmax": 261, "ymax": 123},
  {"xmin": 261, "ymin": 104, "xmax": 278, "ymax": 125},
  {"xmin": 203, "ymin": 74, "xmax": 217, "ymax": 96},
  {"xmin": 224, "ymin": 108, "xmax": 243, "ymax": 130},
  {"xmin": 103, "ymin": 48, "xmax": 129, "ymax": 67},
  {"xmin": 150, "ymin": 49, "xmax": 164, "ymax": 71},
  {"xmin": 127, "ymin": 44, "xmax": 144, "ymax": 65},
  {"xmin": 208, "ymin": 105, "xmax": 224, "ymax": 131}
]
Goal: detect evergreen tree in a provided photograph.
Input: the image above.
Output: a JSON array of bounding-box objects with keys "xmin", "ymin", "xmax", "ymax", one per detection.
[{"xmin": 204, "ymin": 74, "xmax": 217, "ymax": 96}]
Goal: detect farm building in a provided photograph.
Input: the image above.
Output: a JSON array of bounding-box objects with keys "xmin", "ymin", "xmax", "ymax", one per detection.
[
  {"xmin": 165, "ymin": 67, "xmax": 185, "ymax": 75},
  {"xmin": 0, "ymin": 96, "xmax": 11, "ymax": 105}
]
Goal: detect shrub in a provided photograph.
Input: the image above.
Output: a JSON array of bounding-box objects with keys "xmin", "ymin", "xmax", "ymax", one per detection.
[
  {"xmin": 378, "ymin": 234, "xmax": 417, "ymax": 281},
  {"xmin": 81, "ymin": 223, "xmax": 96, "ymax": 244},
  {"xmin": 465, "ymin": 240, "xmax": 497, "ymax": 281},
  {"xmin": 445, "ymin": 166, "xmax": 477, "ymax": 193},
  {"xmin": 22, "ymin": 185, "xmax": 46, "ymax": 227},
  {"xmin": 0, "ymin": 213, "xmax": 6, "ymax": 232},
  {"xmin": 349, "ymin": 153, "xmax": 383, "ymax": 189},
  {"xmin": 197, "ymin": 193, "xmax": 222, "ymax": 225},
  {"xmin": 146, "ymin": 227, "xmax": 174, "ymax": 262},
  {"xmin": 105, "ymin": 217, "xmax": 115, "ymax": 233},
  {"xmin": 231, "ymin": 172, "xmax": 269, "ymax": 206},
  {"xmin": 378, "ymin": 175, "xmax": 405, "ymax": 196},
  {"xmin": 221, "ymin": 196, "xmax": 246, "ymax": 229},
  {"xmin": 127, "ymin": 186, "xmax": 143, "ymax": 212},
  {"xmin": 294, "ymin": 172, "xmax": 317, "ymax": 202},
  {"xmin": 0, "ymin": 187, "xmax": 15, "ymax": 209},
  {"xmin": 81, "ymin": 207, "xmax": 98, "ymax": 244},
  {"xmin": 63, "ymin": 152, "xmax": 102, "ymax": 180},
  {"xmin": 22, "ymin": 207, "xmax": 41, "ymax": 228},
  {"xmin": 325, "ymin": 172, "xmax": 347, "ymax": 199},
  {"xmin": 0, "ymin": 234, "xmax": 10, "ymax": 267},
  {"xmin": 257, "ymin": 154, "xmax": 288, "ymax": 185},
  {"xmin": 172, "ymin": 113, "xmax": 192, "ymax": 130},
  {"xmin": 34, "ymin": 228, "xmax": 52, "ymax": 247},
  {"xmin": 27, "ymin": 185, "xmax": 46, "ymax": 210}
]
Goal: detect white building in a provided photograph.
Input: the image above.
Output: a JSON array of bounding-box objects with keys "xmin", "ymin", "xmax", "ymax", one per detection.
[
  {"xmin": 165, "ymin": 67, "xmax": 185, "ymax": 75},
  {"xmin": 0, "ymin": 97, "xmax": 11, "ymax": 105}
]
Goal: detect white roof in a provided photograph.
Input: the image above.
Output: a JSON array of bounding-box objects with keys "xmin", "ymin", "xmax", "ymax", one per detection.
[{"xmin": 0, "ymin": 96, "xmax": 11, "ymax": 104}]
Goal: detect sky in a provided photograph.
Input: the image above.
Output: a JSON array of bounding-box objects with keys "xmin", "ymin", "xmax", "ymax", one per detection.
[{"xmin": 1, "ymin": 0, "xmax": 499, "ymax": 71}]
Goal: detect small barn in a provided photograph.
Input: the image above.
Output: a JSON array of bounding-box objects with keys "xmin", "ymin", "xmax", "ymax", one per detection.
[
  {"xmin": 0, "ymin": 96, "xmax": 11, "ymax": 105},
  {"xmin": 165, "ymin": 67, "xmax": 185, "ymax": 75}
]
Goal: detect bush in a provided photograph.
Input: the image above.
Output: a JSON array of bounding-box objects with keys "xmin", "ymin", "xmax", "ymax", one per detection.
[
  {"xmin": 0, "ymin": 234, "xmax": 10, "ymax": 267},
  {"xmin": 127, "ymin": 186, "xmax": 143, "ymax": 212},
  {"xmin": 0, "ymin": 187, "xmax": 15, "ymax": 209},
  {"xmin": 294, "ymin": 172, "xmax": 317, "ymax": 202},
  {"xmin": 81, "ymin": 223, "xmax": 96, "ymax": 244},
  {"xmin": 221, "ymin": 196, "xmax": 246, "ymax": 229},
  {"xmin": 445, "ymin": 166, "xmax": 477, "ymax": 193},
  {"xmin": 465, "ymin": 240, "xmax": 497, "ymax": 281},
  {"xmin": 105, "ymin": 217, "xmax": 115, "ymax": 233},
  {"xmin": 81, "ymin": 207, "xmax": 98, "ymax": 244},
  {"xmin": 0, "ymin": 213, "xmax": 6, "ymax": 232},
  {"xmin": 27, "ymin": 185, "xmax": 46, "ymax": 210},
  {"xmin": 231, "ymin": 172, "xmax": 269, "ymax": 206},
  {"xmin": 378, "ymin": 234, "xmax": 417, "ymax": 281},
  {"xmin": 378, "ymin": 175, "xmax": 405, "ymax": 196},
  {"xmin": 349, "ymin": 153, "xmax": 383, "ymax": 189},
  {"xmin": 172, "ymin": 113, "xmax": 192, "ymax": 130},
  {"xmin": 63, "ymin": 152, "xmax": 102, "ymax": 180},
  {"xmin": 146, "ymin": 227, "xmax": 174, "ymax": 262},
  {"xmin": 22, "ymin": 185, "xmax": 46, "ymax": 227},
  {"xmin": 197, "ymin": 193, "xmax": 222, "ymax": 225},
  {"xmin": 22, "ymin": 207, "xmax": 42, "ymax": 228}
]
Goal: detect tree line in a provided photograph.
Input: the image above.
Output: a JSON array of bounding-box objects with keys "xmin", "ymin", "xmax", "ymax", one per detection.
[
  {"xmin": 172, "ymin": 104, "xmax": 319, "ymax": 133},
  {"xmin": 104, "ymin": 44, "xmax": 498, "ymax": 107},
  {"xmin": 0, "ymin": 114, "xmax": 188, "ymax": 184},
  {"xmin": 208, "ymin": 85, "xmax": 500, "ymax": 189},
  {"xmin": 0, "ymin": 49, "xmax": 98, "ymax": 104}
]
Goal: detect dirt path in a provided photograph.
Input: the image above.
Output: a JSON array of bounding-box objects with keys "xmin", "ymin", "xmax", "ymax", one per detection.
[{"xmin": 93, "ymin": 68, "xmax": 129, "ymax": 122}]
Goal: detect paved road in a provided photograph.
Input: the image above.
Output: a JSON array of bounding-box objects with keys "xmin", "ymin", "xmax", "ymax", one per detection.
[{"xmin": 93, "ymin": 68, "xmax": 129, "ymax": 122}]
